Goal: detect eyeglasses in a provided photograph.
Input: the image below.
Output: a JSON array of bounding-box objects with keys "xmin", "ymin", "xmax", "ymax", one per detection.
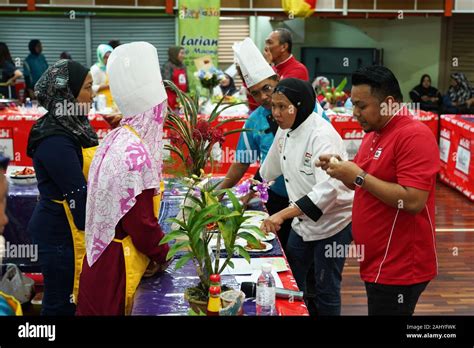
[{"xmin": 249, "ymin": 84, "xmax": 274, "ymax": 98}]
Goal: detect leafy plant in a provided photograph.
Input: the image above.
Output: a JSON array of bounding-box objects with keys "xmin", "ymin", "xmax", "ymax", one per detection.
[
  {"xmin": 159, "ymin": 172, "xmax": 266, "ymax": 292},
  {"xmin": 164, "ymin": 80, "xmax": 248, "ymax": 177}
]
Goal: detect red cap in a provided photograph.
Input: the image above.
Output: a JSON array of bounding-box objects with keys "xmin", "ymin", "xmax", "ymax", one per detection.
[{"xmin": 209, "ymin": 286, "xmax": 221, "ymax": 295}]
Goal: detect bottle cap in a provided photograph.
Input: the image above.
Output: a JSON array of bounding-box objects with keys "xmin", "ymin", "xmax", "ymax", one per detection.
[
  {"xmin": 209, "ymin": 286, "xmax": 221, "ymax": 295},
  {"xmin": 262, "ymin": 263, "xmax": 272, "ymax": 273}
]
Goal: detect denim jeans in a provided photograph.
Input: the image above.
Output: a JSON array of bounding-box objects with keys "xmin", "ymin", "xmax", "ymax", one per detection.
[
  {"xmin": 286, "ymin": 223, "xmax": 352, "ymax": 316},
  {"xmin": 37, "ymin": 239, "xmax": 76, "ymax": 316}
]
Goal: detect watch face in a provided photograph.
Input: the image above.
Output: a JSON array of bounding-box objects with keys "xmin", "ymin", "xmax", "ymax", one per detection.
[{"xmin": 355, "ymin": 176, "xmax": 364, "ymax": 186}]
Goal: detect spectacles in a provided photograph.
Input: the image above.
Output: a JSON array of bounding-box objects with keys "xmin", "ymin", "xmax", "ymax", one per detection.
[{"xmin": 249, "ymin": 84, "xmax": 274, "ymax": 98}]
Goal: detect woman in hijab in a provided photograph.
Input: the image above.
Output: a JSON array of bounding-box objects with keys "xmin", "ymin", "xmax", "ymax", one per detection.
[
  {"xmin": 259, "ymin": 78, "xmax": 353, "ymax": 316},
  {"xmin": 0, "ymin": 42, "xmax": 23, "ymax": 99},
  {"xmin": 409, "ymin": 74, "xmax": 441, "ymax": 112},
  {"xmin": 443, "ymin": 72, "xmax": 474, "ymax": 113},
  {"xmin": 76, "ymin": 42, "xmax": 170, "ymax": 316},
  {"xmin": 23, "ymin": 39, "xmax": 48, "ymax": 99},
  {"xmin": 90, "ymin": 44, "xmax": 114, "ymax": 108},
  {"xmin": 162, "ymin": 46, "xmax": 188, "ymax": 109},
  {"xmin": 219, "ymin": 73, "xmax": 237, "ymax": 96},
  {"xmin": 27, "ymin": 59, "xmax": 99, "ymax": 315}
]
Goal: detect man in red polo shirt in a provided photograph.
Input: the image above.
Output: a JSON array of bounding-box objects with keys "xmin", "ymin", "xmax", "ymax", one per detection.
[
  {"xmin": 264, "ymin": 28, "xmax": 309, "ymax": 81},
  {"xmin": 317, "ymin": 65, "xmax": 439, "ymax": 315}
]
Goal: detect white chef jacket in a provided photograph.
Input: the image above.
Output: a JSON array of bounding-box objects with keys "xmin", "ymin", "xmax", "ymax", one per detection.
[{"xmin": 260, "ymin": 112, "xmax": 353, "ymax": 241}]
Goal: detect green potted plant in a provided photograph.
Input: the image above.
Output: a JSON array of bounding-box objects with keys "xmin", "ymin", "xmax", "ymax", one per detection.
[
  {"xmin": 159, "ymin": 172, "xmax": 265, "ymax": 313},
  {"xmin": 164, "ymin": 80, "xmax": 247, "ymax": 177}
]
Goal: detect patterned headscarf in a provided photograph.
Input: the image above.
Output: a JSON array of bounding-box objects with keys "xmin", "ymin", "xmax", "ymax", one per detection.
[
  {"xmin": 85, "ymin": 42, "xmax": 167, "ymax": 266},
  {"xmin": 448, "ymin": 72, "xmax": 472, "ymax": 105},
  {"xmin": 27, "ymin": 59, "xmax": 99, "ymax": 157},
  {"xmin": 96, "ymin": 44, "xmax": 113, "ymax": 71}
]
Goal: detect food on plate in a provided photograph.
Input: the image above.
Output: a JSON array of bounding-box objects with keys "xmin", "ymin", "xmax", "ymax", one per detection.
[
  {"xmin": 246, "ymin": 240, "xmax": 266, "ymax": 250},
  {"xmin": 11, "ymin": 167, "xmax": 35, "ymax": 176}
]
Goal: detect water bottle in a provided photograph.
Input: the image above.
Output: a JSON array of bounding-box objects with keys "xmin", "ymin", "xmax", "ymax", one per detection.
[
  {"xmin": 256, "ymin": 263, "xmax": 276, "ymax": 316},
  {"xmin": 25, "ymin": 97, "xmax": 32, "ymax": 109}
]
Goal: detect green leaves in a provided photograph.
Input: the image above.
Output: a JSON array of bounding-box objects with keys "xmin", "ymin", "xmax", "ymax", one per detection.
[
  {"xmin": 174, "ymin": 252, "xmax": 194, "ymax": 270},
  {"xmin": 166, "ymin": 240, "xmax": 191, "ymax": 261}
]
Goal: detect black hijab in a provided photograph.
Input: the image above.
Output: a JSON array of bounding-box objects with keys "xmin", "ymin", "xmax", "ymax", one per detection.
[
  {"xmin": 27, "ymin": 59, "xmax": 98, "ymax": 157},
  {"xmin": 274, "ymin": 78, "xmax": 316, "ymax": 130},
  {"xmin": 168, "ymin": 46, "xmax": 185, "ymax": 68},
  {"xmin": 28, "ymin": 39, "xmax": 40, "ymax": 55},
  {"xmin": 220, "ymin": 73, "xmax": 237, "ymax": 96},
  {"xmin": 413, "ymin": 74, "xmax": 439, "ymax": 97}
]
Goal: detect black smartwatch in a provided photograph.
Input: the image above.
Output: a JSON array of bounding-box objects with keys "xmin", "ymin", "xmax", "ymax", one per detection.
[{"xmin": 354, "ymin": 171, "xmax": 368, "ymax": 188}]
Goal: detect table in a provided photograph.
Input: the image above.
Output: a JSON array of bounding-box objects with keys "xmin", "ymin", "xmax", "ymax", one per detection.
[
  {"xmin": 132, "ymin": 195, "xmax": 309, "ymax": 316},
  {"xmin": 328, "ymin": 110, "xmax": 439, "ymax": 160},
  {"xmin": 439, "ymin": 114, "xmax": 474, "ymax": 201}
]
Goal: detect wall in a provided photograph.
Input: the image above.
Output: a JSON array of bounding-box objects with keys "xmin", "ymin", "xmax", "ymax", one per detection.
[{"xmin": 251, "ymin": 16, "xmax": 443, "ymax": 99}]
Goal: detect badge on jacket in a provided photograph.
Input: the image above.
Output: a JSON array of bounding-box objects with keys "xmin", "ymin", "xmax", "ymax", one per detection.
[{"xmin": 304, "ymin": 152, "xmax": 312, "ymax": 167}]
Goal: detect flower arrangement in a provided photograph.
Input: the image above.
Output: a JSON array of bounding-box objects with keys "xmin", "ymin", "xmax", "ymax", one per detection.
[
  {"xmin": 320, "ymin": 77, "xmax": 348, "ymax": 107},
  {"xmin": 164, "ymin": 80, "xmax": 247, "ymax": 177},
  {"xmin": 235, "ymin": 178, "xmax": 273, "ymax": 203},
  {"xmin": 194, "ymin": 66, "xmax": 225, "ymax": 92},
  {"xmin": 159, "ymin": 172, "xmax": 266, "ymax": 306}
]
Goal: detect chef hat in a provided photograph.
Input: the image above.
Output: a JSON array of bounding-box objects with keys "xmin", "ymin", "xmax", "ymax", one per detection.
[
  {"xmin": 107, "ymin": 41, "xmax": 166, "ymax": 117},
  {"xmin": 233, "ymin": 37, "xmax": 275, "ymax": 87}
]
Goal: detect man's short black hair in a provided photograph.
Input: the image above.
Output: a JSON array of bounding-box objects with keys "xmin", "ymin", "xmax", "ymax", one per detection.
[
  {"xmin": 352, "ymin": 65, "xmax": 403, "ymax": 102},
  {"xmin": 275, "ymin": 28, "xmax": 293, "ymax": 54}
]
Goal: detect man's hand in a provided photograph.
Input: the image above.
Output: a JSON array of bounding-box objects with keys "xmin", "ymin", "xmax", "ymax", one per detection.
[
  {"xmin": 317, "ymin": 154, "xmax": 362, "ymax": 187},
  {"xmin": 263, "ymin": 47, "xmax": 273, "ymax": 64},
  {"xmin": 260, "ymin": 213, "xmax": 284, "ymax": 234},
  {"xmin": 315, "ymin": 154, "xmax": 342, "ymax": 171},
  {"xmin": 240, "ymin": 191, "xmax": 256, "ymax": 208},
  {"xmin": 421, "ymin": 95, "xmax": 430, "ymax": 102}
]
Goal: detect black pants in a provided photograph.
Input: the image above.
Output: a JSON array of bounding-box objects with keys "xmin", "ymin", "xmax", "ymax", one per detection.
[
  {"xmin": 365, "ymin": 281, "xmax": 429, "ymax": 316},
  {"xmin": 264, "ymin": 189, "xmax": 292, "ymax": 250}
]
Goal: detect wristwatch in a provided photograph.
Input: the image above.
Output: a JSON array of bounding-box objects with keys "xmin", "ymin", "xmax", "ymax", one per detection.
[{"xmin": 354, "ymin": 171, "xmax": 368, "ymax": 187}]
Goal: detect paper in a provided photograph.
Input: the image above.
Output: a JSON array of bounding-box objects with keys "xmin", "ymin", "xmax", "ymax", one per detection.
[{"xmin": 220, "ymin": 257, "xmax": 289, "ymax": 275}]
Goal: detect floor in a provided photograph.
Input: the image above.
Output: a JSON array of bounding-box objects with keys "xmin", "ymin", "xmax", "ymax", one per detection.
[{"xmin": 341, "ymin": 181, "xmax": 474, "ymax": 315}]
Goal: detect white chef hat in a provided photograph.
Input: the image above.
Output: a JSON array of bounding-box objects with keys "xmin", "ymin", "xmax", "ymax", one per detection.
[
  {"xmin": 107, "ymin": 41, "xmax": 166, "ymax": 117},
  {"xmin": 233, "ymin": 37, "xmax": 275, "ymax": 88}
]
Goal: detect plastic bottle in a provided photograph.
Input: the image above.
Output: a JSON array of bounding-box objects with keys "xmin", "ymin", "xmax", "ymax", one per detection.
[
  {"xmin": 256, "ymin": 263, "xmax": 276, "ymax": 316},
  {"xmin": 25, "ymin": 97, "xmax": 32, "ymax": 109},
  {"xmin": 206, "ymin": 285, "xmax": 221, "ymax": 316}
]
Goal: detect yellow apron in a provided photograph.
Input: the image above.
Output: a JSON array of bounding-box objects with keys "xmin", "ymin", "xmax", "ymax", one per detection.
[
  {"xmin": 0, "ymin": 291, "xmax": 23, "ymax": 315},
  {"xmin": 103, "ymin": 75, "xmax": 114, "ymax": 108},
  {"xmin": 52, "ymin": 146, "xmax": 97, "ymax": 304},
  {"xmin": 111, "ymin": 125, "xmax": 164, "ymax": 315}
]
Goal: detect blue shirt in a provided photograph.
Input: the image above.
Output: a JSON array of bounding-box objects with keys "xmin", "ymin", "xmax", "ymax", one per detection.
[
  {"xmin": 24, "ymin": 54, "xmax": 48, "ymax": 89},
  {"xmin": 236, "ymin": 106, "xmax": 288, "ymax": 197}
]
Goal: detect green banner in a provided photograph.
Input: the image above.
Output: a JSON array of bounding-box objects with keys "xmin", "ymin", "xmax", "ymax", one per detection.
[{"xmin": 178, "ymin": 0, "xmax": 221, "ymax": 95}]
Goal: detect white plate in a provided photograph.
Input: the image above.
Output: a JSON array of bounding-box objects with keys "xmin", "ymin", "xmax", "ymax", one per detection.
[
  {"xmin": 8, "ymin": 175, "xmax": 37, "ymax": 186},
  {"xmin": 243, "ymin": 210, "xmax": 269, "ymax": 218},
  {"xmin": 244, "ymin": 241, "xmax": 273, "ymax": 253}
]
